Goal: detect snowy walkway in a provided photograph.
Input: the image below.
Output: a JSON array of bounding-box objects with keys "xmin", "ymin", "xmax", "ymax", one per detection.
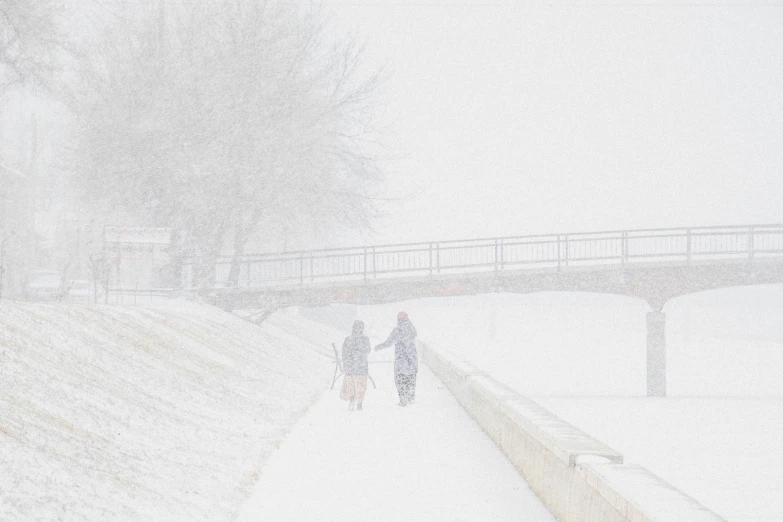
[{"xmin": 237, "ymin": 365, "xmax": 556, "ymax": 522}]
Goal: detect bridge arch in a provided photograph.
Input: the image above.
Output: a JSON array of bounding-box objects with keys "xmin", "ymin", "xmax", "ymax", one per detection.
[{"xmin": 198, "ymin": 224, "xmax": 783, "ymax": 396}]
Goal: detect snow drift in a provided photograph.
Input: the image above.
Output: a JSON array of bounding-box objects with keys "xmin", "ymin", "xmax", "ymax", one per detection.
[{"xmin": 0, "ymin": 301, "xmax": 335, "ymax": 521}]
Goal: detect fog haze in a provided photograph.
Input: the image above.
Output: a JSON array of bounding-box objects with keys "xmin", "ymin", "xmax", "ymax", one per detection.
[
  {"xmin": 2, "ymin": 3, "xmax": 783, "ymax": 520},
  {"xmin": 330, "ymin": 1, "xmax": 783, "ymax": 243}
]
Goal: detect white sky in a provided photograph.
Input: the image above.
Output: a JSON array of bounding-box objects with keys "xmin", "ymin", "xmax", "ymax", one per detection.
[
  {"xmin": 327, "ymin": 0, "xmax": 783, "ymax": 244},
  {"xmin": 6, "ymin": 1, "xmax": 782, "ymax": 250}
]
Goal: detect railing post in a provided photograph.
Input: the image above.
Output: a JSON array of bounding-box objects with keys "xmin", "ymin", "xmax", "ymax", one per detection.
[
  {"xmin": 429, "ymin": 243, "xmax": 433, "ymax": 276},
  {"xmin": 363, "ymin": 248, "xmax": 368, "ymax": 281},
  {"xmin": 749, "ymin": 226, "xmax": 755, "ymax": 260},
  {"xmin": 686, "ymin": 228, "xmax": 692, "ymax": 265},
  {"xmin": 372, "ymin": 247, "xmax": 377, "ymax": 278},
  {"xmin": 557, "ymin": 235, "xmax": 561, "ymax": 271},
  {"xmin": 299, "ymin": 254, "xmax": 304, "ymax": 285},
  {"xmin": 621, "ymin": 231, "xmax": 628, "ymax": 264},
  {"xmin": 500, "ymin": 238, "xmax": 505, "ymax": 269},
  {"xmin": 494, "ymin": 238, "xmax": 499, "ymax": 271},
  {"xmin": 310, "ymin": 254, "xmax": 314, "ymax": 282},
  {"xmin": 436, "ymin": 242, "xmax": 441, "ymax": 274},
  {"xmin": 564, "ymin": 234, "xmax": 569, "ymax": 266}
]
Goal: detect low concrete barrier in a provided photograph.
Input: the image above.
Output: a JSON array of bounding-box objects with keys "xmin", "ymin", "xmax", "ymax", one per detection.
[{"xmin": 419, "ymin": 341, "xmax": 727, "ymax": 522}]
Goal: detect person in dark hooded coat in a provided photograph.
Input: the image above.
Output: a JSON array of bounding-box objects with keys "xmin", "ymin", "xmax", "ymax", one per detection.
[
  {"xmin": 340, "ymin": 320, "xmax": 371, "ymax": 410},
  {"xmin": 375, "ymin": 311, "xmax": 418, "ymax": 406}
]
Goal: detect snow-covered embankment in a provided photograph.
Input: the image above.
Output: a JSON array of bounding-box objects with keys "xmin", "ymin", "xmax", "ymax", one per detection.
[
  {"xmin": 0, "ymin": 302, "xmax": 336, "ymax": 521},
  {"xmin": 421, "ymin": 341, "xmax": 728, "ymax": 522}
]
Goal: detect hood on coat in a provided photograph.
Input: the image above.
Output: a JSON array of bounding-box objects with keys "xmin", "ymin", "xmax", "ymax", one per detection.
[
  {"xmin": 397, "ymin": 318, "xmax": 416, "ymax": 339},
  {"xmin": 352, "ymin": 320, "xmax": 365, "ymax": 336}
]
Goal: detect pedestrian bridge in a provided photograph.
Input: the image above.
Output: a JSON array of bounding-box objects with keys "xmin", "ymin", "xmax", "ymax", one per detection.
[{"xmin": 193, "ymin": 224, "xmax": 783, "ymax": 396}]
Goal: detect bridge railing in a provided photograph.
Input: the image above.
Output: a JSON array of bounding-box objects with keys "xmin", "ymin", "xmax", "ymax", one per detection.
[{"xmin": 190, "ymin": 224, "xmax": 783, "ymax": 288}]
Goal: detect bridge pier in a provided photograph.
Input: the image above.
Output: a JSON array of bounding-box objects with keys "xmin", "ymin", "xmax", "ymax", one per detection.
[{"xmin": 646, "ymin": 311, "xmax": 666, "ymax": 397}]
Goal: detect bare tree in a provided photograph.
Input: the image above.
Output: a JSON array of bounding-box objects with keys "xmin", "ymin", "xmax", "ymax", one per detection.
[
  {"xmin": 1, "ymin": 1, "xmax": 79, "ymax": 297},
  {"xmin": 0, "ymin": 0, "xmax": 66, "ymax": 94},
  {"xmin": 73, "ymin": 0, "xmax": 386, "ymax": 289}
]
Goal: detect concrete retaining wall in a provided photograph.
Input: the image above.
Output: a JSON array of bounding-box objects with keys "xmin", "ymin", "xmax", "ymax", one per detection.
[{"xmin": 419, "ymin": 341, "xmax": 727, "ymax": 522}]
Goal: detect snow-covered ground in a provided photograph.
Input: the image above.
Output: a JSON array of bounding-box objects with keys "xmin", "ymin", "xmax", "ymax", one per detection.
[
  {"xmin": 536, "ymin": 397, "xmax": 783, "ymax": 522},
  {"xmin": 0, "ymin": 301, "xmax": 338, "ymax": 521},
  {"xmin": 237, "ymin": 364, "xmax": 556, "ymax": 522},
  {"xmin": 357, "ymin": 284, "xmax": 783, "ymax": 522},
  {"xmin": 5, "ymin": 284, "xmax": 780, "ymax": 521}
]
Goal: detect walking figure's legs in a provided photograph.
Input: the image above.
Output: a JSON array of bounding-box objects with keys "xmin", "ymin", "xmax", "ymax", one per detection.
[{"xmin": 395, "ymin": 374, "xmax": 407, "ymax": 406}]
